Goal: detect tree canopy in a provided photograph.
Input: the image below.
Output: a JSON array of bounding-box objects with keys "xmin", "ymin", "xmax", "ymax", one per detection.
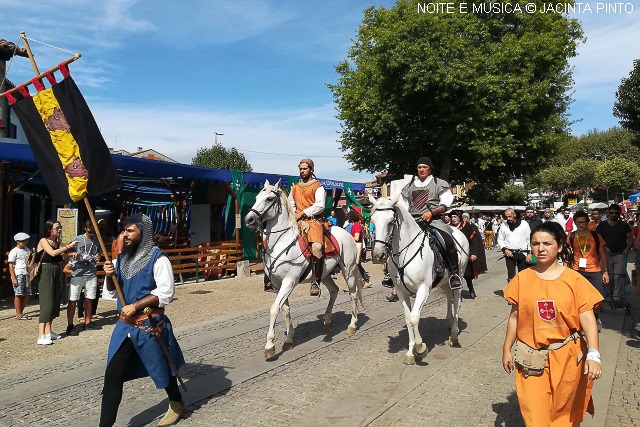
[
  {"xmin": 529, "ymin": 127, "xmax": 640, "ymax": 202},
  {"xmin": 613, "ymin": 59, "xmax": 640, "ymax": 140},
  {"xmin": 329, "ymin": 0, "xmax": 583, "ymax": 183},
  {"xmin": 191, "ymin": 143, "xmax": 253, "ymax": 172}
]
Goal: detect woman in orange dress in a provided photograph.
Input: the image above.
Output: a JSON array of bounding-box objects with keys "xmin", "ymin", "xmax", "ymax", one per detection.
[{"xmin": 502, "ymin": 221, "xmax": 603, "ymax": 426}]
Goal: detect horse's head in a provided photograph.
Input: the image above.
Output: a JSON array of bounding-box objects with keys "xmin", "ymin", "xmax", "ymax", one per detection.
[
  {"xmin": 245, "ymin": 179, "xmax": 283, "ymax": 231},
  {"xmin": 368, "ymin": 193, "xmax": 400, "ymax": 261}
]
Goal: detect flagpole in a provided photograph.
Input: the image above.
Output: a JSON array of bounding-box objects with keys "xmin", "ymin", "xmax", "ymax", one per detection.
[
  {"xmin": 17, "ymin": 31, "xmax": 127, "ymax": 307},
  {"xmin": 84, "ymin": 198, "xmax": 127, "ymax": 306}
]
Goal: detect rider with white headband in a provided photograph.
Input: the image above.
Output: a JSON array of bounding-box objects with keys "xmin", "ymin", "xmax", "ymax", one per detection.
[{"xmin": 399, "ymin": 157, "xmax": 462, "ymax": 289}]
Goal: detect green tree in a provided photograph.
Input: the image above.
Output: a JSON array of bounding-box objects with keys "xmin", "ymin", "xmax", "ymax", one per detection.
[
  {"xmin": 595, "ymin": 158, "xmax": 640, "ymax": 202},
  {"xmin": 191, "ymin": 143, "xmax": 253, "ymax": 172},
  {"xmin": 329, "ymin": 0, "xmax": 583, "ymax": 182},
  {"xmin": 466, "ymin": 182, "xmax": 526, "ymax": 205},
  {"xmin": 613, "ymin": 59, "xmax": 640, "ymax": 139}
]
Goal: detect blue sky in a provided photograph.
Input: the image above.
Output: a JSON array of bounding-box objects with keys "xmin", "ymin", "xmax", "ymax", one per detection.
[{"xmin": 2, "ymin": 0, "xmax": 638, "ymax": 183}]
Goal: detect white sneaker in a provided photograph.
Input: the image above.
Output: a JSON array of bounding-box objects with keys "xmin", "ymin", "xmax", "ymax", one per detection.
[
  {"xmin": 47, "ymin": 332, "xmax": 62, "ymax": 340},
  {"xmin": 37, "ymin": 336, "xmax": 53, "ymax": 345},
  {"xmin": 634, "ymin": 322, "xmax": 640, "ymax": 332},
  {"xmin": 596, "ymin": 318, "xmax": 602, "ymax": 333}
]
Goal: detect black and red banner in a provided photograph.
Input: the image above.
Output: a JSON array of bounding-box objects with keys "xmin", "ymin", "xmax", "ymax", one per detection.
[{"xmin": 7, "ymin": 63, "xmax": 120, "ymax": 204}]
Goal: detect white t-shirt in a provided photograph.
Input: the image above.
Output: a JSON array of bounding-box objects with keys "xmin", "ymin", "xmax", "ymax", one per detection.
[{"xmin": 8, "ymin": 247, "xmax": 30, "ymax": 275}]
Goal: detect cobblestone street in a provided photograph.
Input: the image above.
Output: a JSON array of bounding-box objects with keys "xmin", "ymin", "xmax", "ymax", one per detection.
[{"xmin": 0, "ymin": 251, "xmax": 638, "ymax": 426}]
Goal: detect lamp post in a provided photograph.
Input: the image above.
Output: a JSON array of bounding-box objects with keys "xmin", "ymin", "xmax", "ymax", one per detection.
[
  {"xmin": 594, "ymin": 154, "xmax": 609, "ymax": 203},
  {"xmin": 214, "ymin": 132, "xmax": 224, "ymax": 144}
]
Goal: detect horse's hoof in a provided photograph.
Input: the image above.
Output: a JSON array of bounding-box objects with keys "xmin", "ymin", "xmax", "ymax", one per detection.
[
  {"xmin": 264, "ymin": 347, "xmax": 276, "ymax": 359},
  {"xmin": 323, "ymin": 322, "xmax": 333, "ymax": 332},
  {"xmin": 282, "ymin": 342, "xmax": 294, "ymax": 351},
  {"xmin": 448, "ymin": 339, "xmax": 460, "ymax": 347},
  {"xmin": 404, "ymin": 355, "xmax": 416, "ymax": 365},
  {"xmin": 414, "ymin": 344, "xmax": 428, "ymax": 359},
  {"xmin": 345, "ymin": 326, "xmax": 356, "ymax": 335}
]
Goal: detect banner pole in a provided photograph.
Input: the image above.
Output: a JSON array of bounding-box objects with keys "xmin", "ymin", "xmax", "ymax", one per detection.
[
  {"xmin": 84, "ymin": 198, "xmax": 127, "ymax": 306},
  {"xmin": 20, "ymin": 32, "xmax": 41, "ymax": 75}
]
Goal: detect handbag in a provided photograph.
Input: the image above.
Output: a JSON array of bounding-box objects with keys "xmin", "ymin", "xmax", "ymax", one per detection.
[{"xmin": 26, "ymin": 249, "xmax": 43, "ymax": 284}]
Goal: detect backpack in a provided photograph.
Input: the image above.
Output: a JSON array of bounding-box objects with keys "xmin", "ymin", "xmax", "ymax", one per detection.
[
  {"xmin": 570, "ymin": 230, "xmax": 600, "ymax": 257},
  {"xmin": 26, "ymin": 249, "xmax": 43, "ymax": 284}
]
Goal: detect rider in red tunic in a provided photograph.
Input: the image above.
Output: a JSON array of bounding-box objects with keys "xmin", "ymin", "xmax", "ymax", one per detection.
[{"xmin": 289, "ymin": 158, "xmax": 327, "ymax": 296}]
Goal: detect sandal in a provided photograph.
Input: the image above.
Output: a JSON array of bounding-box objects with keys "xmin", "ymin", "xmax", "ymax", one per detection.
[{"xmin": 18, "ymin": 315, "xmax": 32, "ymax": 320}]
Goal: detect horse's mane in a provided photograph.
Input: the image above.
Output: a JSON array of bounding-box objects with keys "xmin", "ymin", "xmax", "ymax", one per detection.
[{"xmin": 278, "ymin": 187, "xmax": 300, "ymax": 237}]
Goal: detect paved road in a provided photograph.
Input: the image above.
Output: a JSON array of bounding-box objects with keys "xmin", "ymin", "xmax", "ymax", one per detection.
[{"xmin": 0, "ymin": 251, "xmax": 638, "ymax": 426}]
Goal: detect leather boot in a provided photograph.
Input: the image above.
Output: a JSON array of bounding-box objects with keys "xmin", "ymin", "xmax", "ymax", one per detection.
[
  {"xmin": 310, "ymin": 256, "xmax": 323, "ymax": 296},
  {"xmin": 447, "ymin": 248, "xmax": 462, "ymax": 290},
  {"xmin": 157, "ymin": 400, "xmax": 185, "ymax": 426}
]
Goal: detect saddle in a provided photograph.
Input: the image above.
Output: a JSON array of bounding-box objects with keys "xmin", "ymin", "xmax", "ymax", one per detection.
[
  {"xmin": 416, "ymin": 220, "xmax": 447, "ymax": 288},
  {"xmin": 298, "ymin": 232, "xmax": 340, "ymax": 259}
]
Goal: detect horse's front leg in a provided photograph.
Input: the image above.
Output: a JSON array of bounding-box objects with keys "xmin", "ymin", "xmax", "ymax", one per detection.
[
  {"xmin": 411, "ymin": 284, "xmax": 430, "ymax": 359},
  {"xmin": 281, "ymin": 298, "xmax": 294, "ymax": 351},
  {"xmin": 444, "ymin": 285, "xmax": 462, "ymax": 347},
  {"xmin": 321, "ymin": 273, "xmax": 340, "ymax": 332},
  {"xmin": 265, "ymin": 279, "xmax": 295, "ymax": 359},
  {"xmin": 396, "ymin": 286, "xmax": 417, "ymax": 365}
]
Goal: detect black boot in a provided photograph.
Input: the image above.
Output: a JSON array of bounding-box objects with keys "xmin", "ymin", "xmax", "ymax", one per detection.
[
  {"xmin": 310, "ymin": 256, "xmax": 323, "ymax": 297},
  {"xmin": 447, "ymin": 248, "xmax": 462, "ymax": 290}
]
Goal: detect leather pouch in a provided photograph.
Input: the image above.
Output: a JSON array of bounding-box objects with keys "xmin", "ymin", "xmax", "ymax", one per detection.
[{"xmin": 513, "ymin": 341, "xmax": 548, "ymax": 377}]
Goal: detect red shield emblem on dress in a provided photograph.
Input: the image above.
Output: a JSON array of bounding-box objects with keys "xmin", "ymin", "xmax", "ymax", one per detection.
[{"xmin": 537, "ymin": 300, "xmax": 556, "ymax": 322}]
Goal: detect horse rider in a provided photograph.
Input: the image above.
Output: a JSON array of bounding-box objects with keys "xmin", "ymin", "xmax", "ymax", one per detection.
[
  {"xmin": 289, "ymin": 158, "xmax": 328, "ymax": 296},
  {"xmin": 399, "ymin": 157, "xmax": 462, "ymax": 289}
]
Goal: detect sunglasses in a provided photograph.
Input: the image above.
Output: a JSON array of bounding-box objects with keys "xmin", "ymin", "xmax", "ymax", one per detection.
[{"xmin": 53, "ymin": 226, "xmax": 63, "ymax": 230}]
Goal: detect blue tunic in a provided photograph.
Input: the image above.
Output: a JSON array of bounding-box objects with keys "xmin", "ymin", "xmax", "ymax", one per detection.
[{"xmin": 106, "ymin": 248, "xmax": 185, "ymax": 389}]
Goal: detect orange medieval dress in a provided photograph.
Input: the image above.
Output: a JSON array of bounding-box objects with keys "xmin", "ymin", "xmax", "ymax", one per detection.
[
  {"xmin": 503, "ymin": 268, "xmax": 604, "ymax": 426},
  {"xmin": 291, "ymin": 180, "xmax": 324, "ymax": 243}
]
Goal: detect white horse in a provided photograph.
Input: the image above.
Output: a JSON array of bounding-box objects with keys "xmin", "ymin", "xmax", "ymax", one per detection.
[
  {"xmin": 368, "ymin": 194, "xmax": 469, "ymax": 365},
  {"xmin": 245, "ymin": 179, "xmax": 365, "ymax": 359}
]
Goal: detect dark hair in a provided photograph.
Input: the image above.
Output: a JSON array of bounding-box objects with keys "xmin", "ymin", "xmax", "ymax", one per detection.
[
  {"xmin": 530, "ymin": 221, "xmax": 570, "ymax": 264},
  {"xmin": 573, "ymin": 211, "xmax": 589, "ymax": 221},
  {"xmin": 43, "ymin": 219, "xmax": 58, "ymax": 238},
  {"xmin": 347, "ymin": 210, "xmax": 361, "ymax": 222},
  {"xmin": 591, "ymin": 208, "xmax": 601, "ymax": 215},
  {"xmin": 525, "ymin": 206, "xmax": 535, "ymax": 211},
  {"xmin": 609, "ymin": 204, "xmax": 621, "ymax": 212},
  {"xmin": 85, "ymin": 219, "xmax": 94, "ymax": 229}
]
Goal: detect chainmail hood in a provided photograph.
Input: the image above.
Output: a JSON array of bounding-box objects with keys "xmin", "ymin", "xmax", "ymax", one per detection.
[{"xmin": 119, "ymin": 213, "xmax": 159, "ymax": 280}]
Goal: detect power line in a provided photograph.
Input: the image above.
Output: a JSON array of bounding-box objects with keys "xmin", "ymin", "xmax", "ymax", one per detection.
[{"xmin": 238, "ymin": 149, "xmax": 344, "ymax": 158}]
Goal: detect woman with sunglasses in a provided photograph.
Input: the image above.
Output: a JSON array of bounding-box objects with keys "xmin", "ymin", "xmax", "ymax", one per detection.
[{"xmin": 36, "ymin": 220, "xmax": 78, "ymax": 345}]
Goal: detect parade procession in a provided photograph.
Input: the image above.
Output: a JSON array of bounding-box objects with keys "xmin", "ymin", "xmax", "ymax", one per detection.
[{"xmin": 1, "ymin": 1, "xmax": 640, "ymax": 426}]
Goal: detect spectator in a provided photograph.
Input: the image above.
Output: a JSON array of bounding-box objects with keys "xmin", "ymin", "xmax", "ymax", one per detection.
[
  {"xmin": 66, "ymin": 220, "xmax": 102, "ymax": 335},
  {"xmin": 567, "ymin": 211, "xmax": 608, "ymax": 331},
  {"xmin": 556, "ymin": 207, "xmax": 576, "ymax": 233},
  {"xmin": 541, "ymin": 208, "xmax": 554, "ymax": 222},
  {"xmin": 589, "ymin": 208, "xmax": 603, "ymax": 231},
  {"xmin": 347, "ymin": 210, "xmax": 371, "ymax": 288},
  {"xmin": 8, "ymin": 232, "xmax": 32, "ymax": 320},
  {"xmin": 492, "ymin": 214, "xmax": 502, "ymax": 248},
  {"xmin": 452, "ymin": 212, "xmax": 487, "ymax": 299},
  {"xmin": 523, "ymin": 206, "xmax": 543, "ymax": 237},
  {"xmin": 497, "ymin": 208, "xmax": 531, "ymax": 282},
  {"xmin": 470, "ymin": 213, "xmax": 486, "ymax": 247},
  {"xmin": 596, "ymin": 204, "xmax": 633, "ymax": 307},
  {"xmin": 484, "ymin": 217, "xmax": 494, "ymax": 250},
  {"xmin": 36, "ymin": 220, "xmax": 78, "ymax": 345},
  {"xmin": 327, "ymin": 210, "xmax": 338, "ymax": 226},
  {"xmin": 502, "ymin": 221, "xmax": 602, "ymax": 426}
]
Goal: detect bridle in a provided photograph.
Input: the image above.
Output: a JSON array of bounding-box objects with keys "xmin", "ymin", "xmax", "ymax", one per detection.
[
  {"xmin": 372, "ymin": 207, "xmax": 399, "ymax": 249},
  {"xmin": 249, "ymin": 188, "xmax": 282, "ymax": 224}
]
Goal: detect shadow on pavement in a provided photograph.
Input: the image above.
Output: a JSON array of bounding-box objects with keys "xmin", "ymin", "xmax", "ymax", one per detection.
[
  {"xmin": 386, "ymin": 316, "xmax": 468, "ymax": 355},
  {"xmin": 127, "ymin": 363, "xmax": 232, "ymax": 426},
  {"xmin": 492, "ymin": 391, "xmax": 525, "ymax": 427}
]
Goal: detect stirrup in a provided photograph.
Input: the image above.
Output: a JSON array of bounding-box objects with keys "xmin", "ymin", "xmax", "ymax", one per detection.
[
  {"xmin": 448, "ymin": 274, "xmax": 463, "ymax": 291},
  {"xmin": 310, "ymin": 282, "xmax": 321, "ymax": 297}
]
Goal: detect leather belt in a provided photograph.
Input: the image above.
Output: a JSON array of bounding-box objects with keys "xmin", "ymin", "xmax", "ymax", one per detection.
[{"xmin": 119, "ymin": 307, "xmax": 164, "ymax": 330}]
